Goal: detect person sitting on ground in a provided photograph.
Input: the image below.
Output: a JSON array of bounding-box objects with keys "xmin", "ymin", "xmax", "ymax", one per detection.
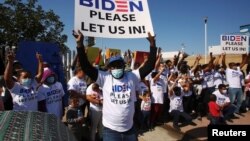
[
  {"xmin": 208, "ymin": 94, "xmax": 224, "ymax": 125},
  {"xmin": 168, "ymin": 80, "xmax": 194, "ymax": 131},
  {"xmin": 212, "ymin": 84, "xmax": 237, "ymax": 122}
]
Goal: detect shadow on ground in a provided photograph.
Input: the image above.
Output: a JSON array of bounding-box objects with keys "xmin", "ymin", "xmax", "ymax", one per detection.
[{"xmin": 178, "ymin": 127, "xmax": 207, "ymax": 141}]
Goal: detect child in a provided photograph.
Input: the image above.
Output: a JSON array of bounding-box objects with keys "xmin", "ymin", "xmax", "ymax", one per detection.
[
  {"xmin": 86, "ymin": 83, "xmax": 103, "ymax": 141},
  {"xmin": 208, "ymin": 94, "xmax": 224, "ymax": 125},
  {"xmin": 140, "ymin": 90, "xmax": 151, "ymax": 131},
  {"xmin": 66, "ymin": 96, "xmax": 84, "ymax": 141}
]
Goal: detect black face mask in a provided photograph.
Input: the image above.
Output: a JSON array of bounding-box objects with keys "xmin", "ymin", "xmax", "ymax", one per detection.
[
  {"xmin": 173, "ymin": 87, "xmax": 181, "ymax": 96},
  {"xmin": 45, "ymin": 76, "xmax": 56, "ymax": 86}
]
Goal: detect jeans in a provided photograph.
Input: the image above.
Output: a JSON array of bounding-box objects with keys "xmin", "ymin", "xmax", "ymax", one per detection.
[
  {"xmin": 140, "ymin": 110, "xmax": 150, "ymax": 129},
  {"xmin": 170, "ymin": 110, "xmax": 192, "ymax": 126},
  {"xmin": 103, "ymin": 126, "xmax": 137, "ymax": 141},
  {"xmin": 90, "ymin": 107, "xmax": 102, "ymax": 141},
  {"xmin": 222, "ymin": 104, "xmax": 237, "ymax": 120},
  {"xmin": 228, "ymin": 88, "xmax": 243, "ymax": 113},
  {"xmin": 150, "ymin": 103, "xmax": 163, "ymax": 124}
]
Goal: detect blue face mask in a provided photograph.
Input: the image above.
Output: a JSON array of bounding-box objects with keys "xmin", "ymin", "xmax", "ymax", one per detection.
[
  {"xmin": 111, "ymin": 69, "xmax": 124, "ymax": 79},
  {"xmin": 46, "ymin": 76, "xmax": 55, "ymax": 85},
  {"xmin": 21, "ymin": 78, "xmax": 32, "ymax": 87}
]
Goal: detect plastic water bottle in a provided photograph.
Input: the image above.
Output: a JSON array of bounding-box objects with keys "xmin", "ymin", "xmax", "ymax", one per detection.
[
  {"xmin": 77, "ymin": 109, "xmax": 85, "ymax": 127},
  {"xmin": 77, "ymin": 109, "xmax": 83, "ymax": 118}
]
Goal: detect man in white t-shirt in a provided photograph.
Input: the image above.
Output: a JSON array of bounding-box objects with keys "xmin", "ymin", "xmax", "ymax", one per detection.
[
  {"xmin": 4, "ymin": 52, "xmax": 43, "ymax": 111},
  {"xmin": 37, "ymin": 69, "xmax": 65, "ymax": 119},
  {"xmin": 67, "ymin": 67, "xmax": 88, "ymax": 115},
  {"xmin": 73, "ymin": 30, "xmax": 157, "ymax": 141},
  {"xmin": 212, "ymin": 84, "xmax": 236, "ymax": 122},
  {"xmin": 226, "ymin": 62, "xmax": 245, "ymax": 114}
]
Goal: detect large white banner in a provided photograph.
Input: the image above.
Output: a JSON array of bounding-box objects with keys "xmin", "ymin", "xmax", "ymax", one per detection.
[
  {"xmin": 74, "ymin": 0, "xmax": 154, "ymax": 38},
  {"xmin": 220, "ymin": 35, "xmax": 249, "ymax": 54}
]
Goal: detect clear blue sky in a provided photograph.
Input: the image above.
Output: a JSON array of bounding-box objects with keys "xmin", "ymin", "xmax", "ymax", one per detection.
[{"xmin": 21, "ymin": 0, "xmax": 250, "ymax": 54}]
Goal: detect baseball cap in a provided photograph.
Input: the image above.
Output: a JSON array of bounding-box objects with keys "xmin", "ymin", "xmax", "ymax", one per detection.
[{"xmin": 107, "ymin": 56, "xmax": 125, "ymax": 67}]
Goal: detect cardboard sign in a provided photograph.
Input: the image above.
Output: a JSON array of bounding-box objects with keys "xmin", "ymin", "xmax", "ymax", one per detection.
[
  {"xmin": 134, "ymin": 51, "xmax": 149, "ymax": 65},
  {"xmin": 86, "ymin": 47, "xmax": 104, "ymax": 66},
  {"xmin": 105, "ymin": 48, "xmax": 121, "ymax": 59},
  {"xmin": 74, "ymin": 0, "xmax": 154, "ymax": 38},
  {"xmin": 220, "ymin": 35, "xmax": 249, "ymax": 54}
]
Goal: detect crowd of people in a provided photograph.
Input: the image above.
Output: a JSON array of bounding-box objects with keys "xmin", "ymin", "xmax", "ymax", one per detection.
[{"xmin": 1, "ymin": 30, "xmax": 250, "ymax": 141}]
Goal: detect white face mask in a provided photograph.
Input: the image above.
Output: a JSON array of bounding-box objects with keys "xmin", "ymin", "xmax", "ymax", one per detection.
[
  {"xmin": 222, "ymin": 90, "xmax": 227, "ymax": 94},
  {"xmin": 21, "ymin": 78, "xmax": 32, "ymax": 87},
  {"xmin": 111, "ymin": 69, "xmax": 124, "ymax": 79}
]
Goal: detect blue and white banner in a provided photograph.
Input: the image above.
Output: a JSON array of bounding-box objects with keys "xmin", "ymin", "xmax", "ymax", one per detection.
[{"xmin": 74, "ymin": 0, "xmax": 154, "ymax": 38}]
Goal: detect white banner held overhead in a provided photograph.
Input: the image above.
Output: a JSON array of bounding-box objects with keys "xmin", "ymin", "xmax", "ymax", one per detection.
[
  {"xmin": 220, "ymin": 35, "xmax": 249, "ymax": 54},
  {"xmin": 74, "ymin": 0, "xmax": 154, "ymax": 38}
]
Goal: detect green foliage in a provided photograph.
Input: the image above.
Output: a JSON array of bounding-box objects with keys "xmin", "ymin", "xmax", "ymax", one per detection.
[{"xmin": 0, "ymin": 0, "xmax": 68, "ymax": 52}]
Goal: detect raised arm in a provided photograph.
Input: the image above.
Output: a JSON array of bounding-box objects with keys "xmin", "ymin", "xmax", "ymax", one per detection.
[
  {"xmin": 190, "ymin": 55, "xmax": 201, "ymax": 73},
  {"xmin": 154, "ymin": 53, "xmax": 161, "ymax": 69},
  {"xmin": 138, "ymin": 32, "xmax": 157, "ymax": 79},
  {"xmin": 213, "ymin": 54, "xmax": 220, "ymax": 66},
  {"xmin": 169, "ymin": 78, "xmax": 178, "ymax": 97},
  {"xmin": 73, "ymin": 30, "xmax": 98, "ymax": 81},
  {"xmin": 93, "ymin": 49, "xmax": 102, "ymax": 66},
  {"xmin": 221, "ymin": 53, "xmax": 226, "ymax": 69},
  {"xmin": 240, "ymin": 54, "xmax": 248, "ymax": 69},
  {"xmin": 35, "ymin": 53, "xmax": 43, "ymax": 83},
  {"xmin": 173, "ymin": 52, "xmax": 181, "ymax": 66},
  {"xmin": 4, "ymin": 52, "xmax": 15, "ymax": 89},
  {"xmin": 203, "ymin": 52, "xmax": 216, "ymax": 72},
  {"xmin": 152, "ymin": 67, "xmax": 164, "ymax": 83}
]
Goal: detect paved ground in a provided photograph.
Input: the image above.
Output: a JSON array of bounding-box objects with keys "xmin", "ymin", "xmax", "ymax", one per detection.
[{"xmin": 138, "ymin": 111, "xmax": 250, "ymax": 141}]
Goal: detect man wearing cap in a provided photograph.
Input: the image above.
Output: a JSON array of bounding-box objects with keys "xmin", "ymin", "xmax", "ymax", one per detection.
[{"xmin": 73, "ymin": 30, "xmax": 157, "ymax": 141}]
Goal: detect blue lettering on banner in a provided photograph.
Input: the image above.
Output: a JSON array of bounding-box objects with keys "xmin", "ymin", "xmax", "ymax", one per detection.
[{"xmin": 80, "ymin": 0, "xmax": 143, "ymax": 12}]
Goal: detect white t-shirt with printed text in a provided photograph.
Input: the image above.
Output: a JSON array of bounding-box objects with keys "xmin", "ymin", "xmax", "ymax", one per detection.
[
  {"xmin": 37, "ymin": 82, "xmax": 65, "ymax": 119},
  {"xmin": 169, "ymin": 92, "xmax": 184, "ymax": 112},
  {"xmin": 202, "ymin": 71, "xmax": 215, "ymax": 88},
  {"xmin": 150, "ymin": 79, "xmax": 166, "ymax": 104},
  {"xmin": 67, "ymin": 76, "xmax": 87, "ymax": 106},
  {"xmin": 141, "ymin": 97, "xmax": 151, "ymax": 111},
  {"xmin": 9, "ymin": 80, "xmax": 39, "ymax": 111},
  {"xmin": 212, "ymin": 90, "xmax": 230, "ymax": 107},
  {"xmin": 86, "ymin": 83, "xmax": 103, "ymax": 111},
  {"xmin": 96, "ymin": 69, "xmax": 140, "ymax": 132},
  {"xmin": 226, "ymin": 68, "xmax": 242, "ymax": 88}
]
